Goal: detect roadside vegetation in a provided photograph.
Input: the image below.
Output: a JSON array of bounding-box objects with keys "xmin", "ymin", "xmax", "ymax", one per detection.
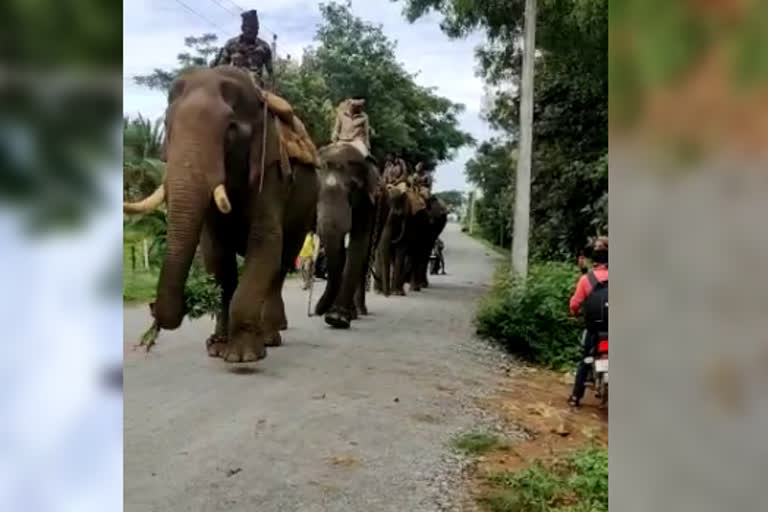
[
  {"xmin": 479, "ymin": 446, "xmax": 608, "ymax": 512},
  {"xmin": 398, "ymin": 1, "xmax": 609, "ymax": 509}
]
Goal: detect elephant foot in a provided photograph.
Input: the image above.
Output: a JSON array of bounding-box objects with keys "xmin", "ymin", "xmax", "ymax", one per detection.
[
  {"xmin": 325, "ymin": 309, "xmax": 351, "ymax": 329},
  {"xmin": 265, "ymin": 331, "xmax": 282, "ymax": 347},
  {"xmin": 393, "ymin": 289, "xmax": 406, "ymax": 296},
  {"xmin": 206, "ymin": 334, "xmax": 227, "ymax": 358},
  {"xmin": 278, "ymin": 320, "xmax": 288, "ymax": 331},
  {"xmin": 356, "ymin": 304, "xmax": 369, "ymax": 316},
  {"xmin": 222, "ymin": 332, "xmax": 267, "ymax": 363}
]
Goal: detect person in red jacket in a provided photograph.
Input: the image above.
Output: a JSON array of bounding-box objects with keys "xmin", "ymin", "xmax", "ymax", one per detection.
[{"xmin": 568, "ymin": 236, "xmax": 608, "ymax": 407}]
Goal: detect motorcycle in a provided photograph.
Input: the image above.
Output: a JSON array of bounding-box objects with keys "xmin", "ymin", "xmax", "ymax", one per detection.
[{"xmin": 584, "ymin": 335, "xmax": 608, "ymax": 407}]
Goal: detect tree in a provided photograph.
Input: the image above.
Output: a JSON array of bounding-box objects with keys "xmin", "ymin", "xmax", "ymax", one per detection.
[
  {"xmin": 123, "ymin": 115, "xmax": 165, "ymax": 200},
  {"xmin": 401, "ymin": 0, "xmax": 608, "ymax": 260},
  {"xmin": 309, "ymin": 2, "xmax": 474, "ymax": 163},
  {"xmin": 133, "ymin": 34, "xmax": 220, "ymax": 91},
  {"xmin": 433, "ymin": 190, "xmax": 465, "ymax": 212}
]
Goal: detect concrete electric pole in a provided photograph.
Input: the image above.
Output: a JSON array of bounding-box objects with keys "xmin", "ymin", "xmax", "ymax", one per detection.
[{"xmin": 511, "ymin": 0, "xmax": 537, "ymax": 279}]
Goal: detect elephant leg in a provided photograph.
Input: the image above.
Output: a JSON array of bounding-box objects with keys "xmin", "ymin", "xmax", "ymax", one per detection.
[
  {"xmin": 200, "ymin": 222, "xmax": 238, "ymax": 358},
  {"xmin": 410, "ymin": 253, "xmax": 422, "ymax": 292},
  {"xmin": 326, "ymin": 203, "xmax": 373, "ymax": 328},
  {"xmin": 262, "ymin": 268, "xmax": 287, "ymax": 347},
  {"xmin": 315, "ymin": 236, "xmax": 345, "ymax": 316},
  {"xmin": 392, "ymin": 247, "xmax": 407, "ymax": 296},
  {"xmin": 353, "ymin": 284, "xmax": 367, "ymax": 315},
  {"xmin": 224, "ymin": 196, "xmax": 284, "ymax": 363}
]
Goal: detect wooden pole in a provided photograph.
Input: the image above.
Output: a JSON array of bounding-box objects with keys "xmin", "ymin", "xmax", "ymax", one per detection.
[{"xmin": 143, "ymin": 238, "xmax": 150, "ymax": 270}]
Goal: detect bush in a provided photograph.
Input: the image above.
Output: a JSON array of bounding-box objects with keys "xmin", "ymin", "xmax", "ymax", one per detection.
[{"xmin": 475, "ymin": 262, "xmax": 584, "ymax": 369}]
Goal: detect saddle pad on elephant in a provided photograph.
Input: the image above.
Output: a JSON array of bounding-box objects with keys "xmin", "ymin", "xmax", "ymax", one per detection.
[
  {"xmin": 406, "ymin": 188, "xmax": 426, "ymax": 213},
  {"xmin": 259, "ymin": 90, "xmax": 321, "ymax": 169}
]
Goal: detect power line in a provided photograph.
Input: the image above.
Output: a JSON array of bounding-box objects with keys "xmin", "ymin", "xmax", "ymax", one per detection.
[
  {"xmin": 224, "ymin": 0, "xmax": 245, "ymax": 12},
  {"xmin": 171, "ymin": 0, "xmax": 228, "ymax": 35},
  {"xmin": 206, "ymin": 0, "xmax": 239, "ymax": 17}
]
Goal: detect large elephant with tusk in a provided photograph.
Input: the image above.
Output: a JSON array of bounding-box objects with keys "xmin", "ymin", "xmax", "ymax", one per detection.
[{"xmin": 123, "ymin": 66, "xmax": 319, "ymax": 364}]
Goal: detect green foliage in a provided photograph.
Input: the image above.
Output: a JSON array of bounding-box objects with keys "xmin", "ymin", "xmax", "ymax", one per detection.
[
  {"xmin": 475, "ymin": 262, "xmax": 583, "ymax": 369},
  {"xmin": 479, "ymin": 446, "xmax": 608, "ymax": 512},
  {"xmin": 123, "ymin": 270, "xmax": 158, "ymax": 303},
  {"xmin": 433, "ymin": 189, "xmax": 465, "ymax": 212},
  {"xmin": 183, "ymin": 260, "xmax": 222, "ymax": 320},
  {"xmin": 4, "ymin": 0, "xmax": 122, "ymax": 68},
  {"xmin": 274, "ymin": 51, "xmax": 337, "ymax": 146},
  {"xmin": 133, "ymin": 34, "xmax": 220, "ymax": 91},
  {"xmin": 401, "ymin": 0, "xmax": 608, "ymax": 260},
  {"xmin": 451, "ymin": 431, "xmax": 503, "ymax": 456},
  {"xmin": 123, "ymin": 115, "xmax": 166, "ymax": 202}
]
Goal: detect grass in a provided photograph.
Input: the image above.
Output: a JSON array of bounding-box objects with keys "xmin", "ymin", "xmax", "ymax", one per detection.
[
  {"xmin": 124, "ymin": 239, "xmax": 158, "ymax": 302},
  {"xmin": 477, "ymin": 446, "xmax": 608, "ymax": 512},
  {"xmin": 451, "ymin": 431, "xmax": 504, "ymax": 456},
  {"xmin": 124, "ymin": 270, "xmax": 158, "ymax": 302}
]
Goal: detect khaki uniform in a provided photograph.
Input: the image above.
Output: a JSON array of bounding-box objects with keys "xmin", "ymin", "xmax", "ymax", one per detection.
[
  {"xmin": 332, "ymin": 101, "xmax": 371, "ymax": 158},
  {"xmin": 383, "ymin": 157, "xmax": 407, "ymax": 185},
  {"xmin": 212, "ymin": 35, "xmax": 273, "ymax": 87}
]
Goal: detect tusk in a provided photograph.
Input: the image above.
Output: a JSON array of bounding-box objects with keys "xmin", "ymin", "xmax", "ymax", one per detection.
[
  {"xmin": 123, "ymin": 184, "xmax": 165, "ymax": 214},
  {"xmin": 213, "ymin": 184, "xmax": 231, "ymax": 214}
]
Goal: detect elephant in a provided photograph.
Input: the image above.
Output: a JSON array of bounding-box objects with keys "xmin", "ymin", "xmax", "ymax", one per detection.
[
  {"xmin": 373, "ymin": 183, "xmax": 431, "ymax": 296},
  {"xmin": 312, "ymin": 142, "xmax": 381, "ymax": 329},
  {"xmin": 123, "ymin": 65, "xmax": 319, "ymax": 363},
  {"xmin": 406, "ymin": 195, "xmax": 448, "ymax": 290}
]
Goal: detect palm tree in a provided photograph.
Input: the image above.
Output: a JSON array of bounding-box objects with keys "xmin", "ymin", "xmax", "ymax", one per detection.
[
  {"xmin": 123, "ymin": 115, "xmax": 167, "ymax": 270},
  {"xmin": 123, "ymin": 115, "xmax": 165, "ymax": 200}
]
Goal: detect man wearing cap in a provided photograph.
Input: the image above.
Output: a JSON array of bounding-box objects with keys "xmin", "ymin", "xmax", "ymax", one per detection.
[{"xmin": 212, "ymin": 9, "xmax": 274, "ymax": 88}]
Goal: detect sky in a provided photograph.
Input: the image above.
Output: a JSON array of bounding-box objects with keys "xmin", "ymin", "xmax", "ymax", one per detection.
[{"xmin": 123, "ymin": 0, "xmax": 500, "ymax": 192}]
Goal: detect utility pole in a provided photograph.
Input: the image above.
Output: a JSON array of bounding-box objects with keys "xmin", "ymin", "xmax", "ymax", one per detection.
[
  {"xmin": 511, "ymin": 0, "xmax": 537, "ymax": 278},
  {"xmin": 468, "ymin": 190, "xmax": 477, "ymax": 235}
]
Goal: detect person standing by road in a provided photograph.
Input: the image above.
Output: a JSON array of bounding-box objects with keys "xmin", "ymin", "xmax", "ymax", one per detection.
[{"xmin": 298, "ymin": 232, "xmax": 316, "ymax": 290}]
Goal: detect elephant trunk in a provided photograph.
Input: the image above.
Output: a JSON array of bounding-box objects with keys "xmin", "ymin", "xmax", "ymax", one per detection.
[
  {"xmin": 315, "ymin": 184, "xmax": 351, "ymax": 312},
  {"xmin": 153, "ymin": 133, "xmax": 228, "ymax": 330}
]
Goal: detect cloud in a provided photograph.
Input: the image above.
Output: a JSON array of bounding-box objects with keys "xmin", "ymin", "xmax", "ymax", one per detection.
[{"xmin": 124, "ymin": 0, "xmax": 501, "ymax": 190}]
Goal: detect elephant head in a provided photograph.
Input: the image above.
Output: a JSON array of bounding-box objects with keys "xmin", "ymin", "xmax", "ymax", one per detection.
[{"xmin": 123, "ymin": 66, "xmax": 274, "ymax": 329}]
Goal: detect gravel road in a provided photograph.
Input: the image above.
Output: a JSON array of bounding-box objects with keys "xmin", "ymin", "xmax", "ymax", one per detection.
[{"xmin": 124, "ymin": 223, "xmax": 516, "ymax": 512}]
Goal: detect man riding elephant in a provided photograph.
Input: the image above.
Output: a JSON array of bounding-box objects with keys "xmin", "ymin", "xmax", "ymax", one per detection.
[
  {"xmin": 332, "ymin": 97, "xmax": 372, "ymax": 158},
  {"xmin": 212, "ymin": 9, "xmax": 274, "ymax": 88},
  {"xmin": 412, "ymin": 161, "xmax": 435, "ymax": 199},
  {"xmin": 383, "ymin": 153, "xmax": 408, "ymax": 186}
]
